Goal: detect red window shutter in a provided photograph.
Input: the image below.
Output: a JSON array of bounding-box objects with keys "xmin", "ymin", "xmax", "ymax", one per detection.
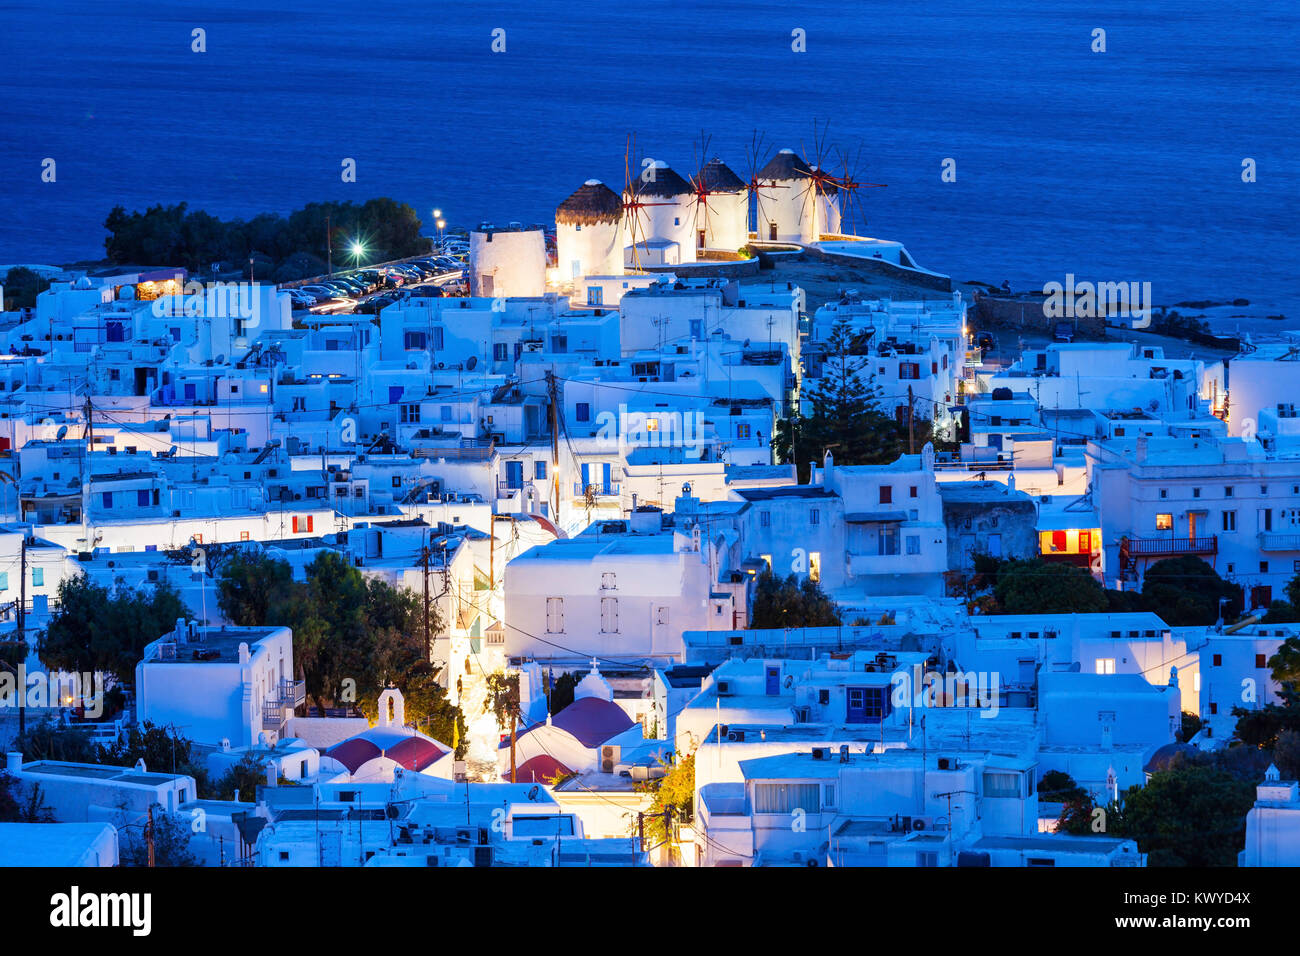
[
  {"xmin": 306, "ymin": 515, "xmax": 314, "ymax": 532},
  {"xmin": 1078, "ymin": 531, "xmax": 1091, "ymax": 553},
  {"xmin": 1052, "ymin": 530, "xmax": 1067, "ymax": 552},
  {"xmin": 292, "ymin": 516, "xmax": 299, "ymax": 533}
]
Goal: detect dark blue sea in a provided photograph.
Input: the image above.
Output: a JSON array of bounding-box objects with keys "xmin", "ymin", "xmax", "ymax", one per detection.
[{"xmin": 1, "ymin": 0, "xmax": 1296, "ymax": 306}]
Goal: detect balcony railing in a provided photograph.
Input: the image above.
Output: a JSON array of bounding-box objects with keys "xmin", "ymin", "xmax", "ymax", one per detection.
[
  {"xmin": 262, "ymin": 703, "xmax": 285, "ymax": 730},
  {"xmin": 277, "ymin": 679, "xmax": 307, "ymax": 707},
  {"xmin": 573, "ymin": 482, "xmax": 620, "ymax": 498},
  {"xmin": 1120, "ymin": 535, "xmax": 1218, "ymax": 558},
  {"xmin": 1260, "ymin": 532, "xmax": 1300, "ymax": 552}
]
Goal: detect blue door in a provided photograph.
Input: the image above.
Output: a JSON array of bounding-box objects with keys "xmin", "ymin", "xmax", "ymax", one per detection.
[
  {"xmin": 505, "ymin": 460, "xmax": 523, "ymax": 490},
  {"xmin": 847, "ymin": 687, "xmax": 867, "ymax": 723},
  {"xmin": 765, "ymin": 666, "xmax": 781, "ymax": 696},
  {"xmin": 183, "ymin": 383, "xmax": 196, "ymax": 402},
  {"xmin": 580, "ymin": 463, "xmax": 590, "ymax": 492},
  {"xmin": 601, "ymin": 462, "xmax": 612, "ymax": 494}
]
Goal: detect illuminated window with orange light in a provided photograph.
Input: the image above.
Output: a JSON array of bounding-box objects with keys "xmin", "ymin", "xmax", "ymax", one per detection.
[{"xmin": 1156, "ymin": 514, "xmax": 1173, "ymax": 530}]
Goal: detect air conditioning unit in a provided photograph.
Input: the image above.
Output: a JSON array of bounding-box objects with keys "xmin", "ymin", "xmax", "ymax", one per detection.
[
  {"xmin": 811, "ymin": 747, "xmax": 827, "ymax": 760},
  {"xmin": 726, "ymin": 730, "xmax": 745, "ymax": 743},
  {"xmin": 716, "ymin": 680, "xmax": 733, "ymax": 696},
  {"xmin": 912, "ymin": 817, "xmax": 935, "ymax": 832},
  {"xmin": 937, "ymin": 757, "xmax": 952, "ymax": 770},
  {"xmin": 600, "ymin": 745, "xmax": 620, "ymax": 773},
  {"xmin": 893, "ymin": 815, "xmax": 913, "ymax": 832}
]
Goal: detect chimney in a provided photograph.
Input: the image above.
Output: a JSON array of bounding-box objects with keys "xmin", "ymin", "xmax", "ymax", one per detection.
[{"xmin": 6, "ymin": 752, "xmax": 21, "ymax": 773}]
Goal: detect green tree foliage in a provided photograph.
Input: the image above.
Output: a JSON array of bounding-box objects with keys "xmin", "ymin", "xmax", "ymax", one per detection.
[
  {"xmin": 13, "ymin": 716, "xmax": 100, "ymax": 763},
  {"xmin": 101, "ymin": 720, "xmax": 206, "ymax": 784},
  {"xmin": 2, "ymin": 267, "xmax": 51, "ymax": 308},
  {"xmin": 0, "ymin": 773, "xmax": 52, "ymax": 823},
  {"xmin": 639, "ymin": 751, "xmax": 695, "ymax": 848},
  {"xmin": 1139, "ymin": 556, "xmax": 1243, "ymax": 626},
  {"xmin": 772, "ymin": 319, "xmax": 937, "ymax": 482},
  {"xmin": 102, "ymin": 198, "xmax": 430, "ymax": 274},
  {"xmin": 748, "ymin": 569, "xmax": 842, "ymax": 629},
  {"xmin": 484, "ymin": 671, "xmax": 521, "ymax": 734},
  {"xmin": 217, "ymin": 549, "xmax": 463, "ymax": 737},
  {"xmin": 1275, "ymin": 729, "xmax": 1300, "ymax": 780},
  {"xmin": 1231, "ymin": 692, "xmax": 1300, "ymax": 749},
  {"xmin": 547, "ymin": 670, "xmax": 581, "ymax": 715},
  {"xmin": 120, "ymin": 812, "xmax": 199, "ymax": 867},
  {"xmin": 212, "ymin": 753, "xmax": 273, "ymax": 802},
  {"xmin": 990, "ymin": 559, "xmax": 1110, "ymax": 614},
  {"xmin": 1112, "ymin": 764, "xmax": 1256, "ymax": 866},
  {"xmin": 1179, "ymin": 711, "xmax": 1203, "ymax": 743},
  {"xmin": 37, "ymin": 574, "xmax": 190, "ymax": 684},
  {"xmin": 1038, "ymin": 770, "xmax": 1087, "ymax": 803}
]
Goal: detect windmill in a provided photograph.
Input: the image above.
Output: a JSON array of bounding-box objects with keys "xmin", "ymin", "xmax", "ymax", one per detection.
[
  {"xmin": 621, "ymin": 133, "xmax": 676, "ymax": 273},
  {"xmin": 687, "ymin": 131, "xmax": 748, "ymax": 254},
  {"xmin": 743, "ymin": 130, "xmax": 792, "ymax": 242},
  {"xmin": 833, "ymin": 143, "xmax": 887, "ymax": 239},
  {"xmin": 799, "ymin": 119, "xmax": 843, "ymax": 241}
]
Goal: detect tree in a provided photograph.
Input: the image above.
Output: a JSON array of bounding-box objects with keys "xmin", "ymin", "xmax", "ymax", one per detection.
[
  {"xmin": 38, "ymin": 574, "xmax": 190, "ymax": 684},
  {"xmin": 772, "ymin": 319, "xmax": 918, "ymax": 482},
  {"xmin": 1112, "ymin": 764, "xmax": 1255, "ymax": 866},
  {"xmin": 1038, "ymin": 770, "xmax": 1087, "ymax": 804},
  {"xmin": 748, "ymin": 569, "xmax": 842, "ymax": 629},
  {"xmin": 639, "ymin": 751, "xmax": 695, "ymax": 850},
  {"xmin": 2, "ymin": 267, "xmax": 51, "ymax": 309},
  {"xmin": 1275, "ymin": 729, "xmax": 1300, "ymax": 780},
  {"xmin": 0, "ymin": 772, "xmax": 52, "ymax": 823},
  {"xmin": 547, "ymin": 670, "xmax": 581, "ymax": 715},
  {"xmin": 1179, "ymin": 711, "xmax": 1203, "ymax": 743},
  {"xmin": 120, "ymin": 811, "xmax": 199, "ymax": 867},
  {"xmin": 1139, "ymin": 556, "xmax": 1242, "ymax": 626},
  {"xmin": 13, "ymin": 715, "xmax": 101, "ymax": 764},
  {"xmin": 485, "ymin": 671, "xmax": 521, "ymax": 779},
  {"xmin": 212, "ymin": 753, "xmax": 274, "ymax": 802},
  {"xmin": 101, "ymin": 721, "xmax": 206, "ymax": 786},
  {"xmin": 216, "ymin": 549, "xmax": 296, "ymax": 628},
  {"xmin": 991, "ymin": 559, "xmax": 1110, "ymax": 614}
]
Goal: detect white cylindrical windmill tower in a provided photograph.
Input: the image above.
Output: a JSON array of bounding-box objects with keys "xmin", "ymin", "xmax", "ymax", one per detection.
[
  {"xmin": 754, "ymin": 148, "xmax": 814, "ymax": 243},
  {"xmin": 811, "ymin": 168, "xmax": 842, "ymax": 238},
  {"xmin": 556, "ymin": 180, "xmax": 625, "ymax": 280},
  {"xmin": 694, "ymin": 158, "xmax": 749, "ymax": 253},
  {"xmin": 622, "ymin": 160, "xmax": 694, "ymax": 268}
]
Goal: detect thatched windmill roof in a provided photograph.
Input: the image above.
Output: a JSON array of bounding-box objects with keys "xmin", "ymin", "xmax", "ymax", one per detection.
[
  {"xmin": 556, "ymin": 180, "xmax": 623, "ymax": 226},
  {"xmin": 697, "ymin": 158, "xmax": 747, "ymax": 194},
  {"xmin": 757, "ymin": 148, "xmax": 813, "ymax": 182},
  {"xmin": 626, "ymin": 161, "xmax": 693, "ymax": 200}
]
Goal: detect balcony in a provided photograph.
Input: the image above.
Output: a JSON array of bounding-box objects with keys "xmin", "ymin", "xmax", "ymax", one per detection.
[
  {"xmin": 1259, "ymin": 532, "xmax": 1300, "ymax": 552},
  {"xmin": 277, "ymin": 679, "xmax": 307, "ymax": 707},
  {"xmin": 262, "ymin": 702, "xmax": 285, "ymax": 730},
  {"xmin": 1119, "ymin": 535, "xmax": 1218, "ymax": 573},
  {"xmin": 573, "ymin": 482, "xmax": 620, "ymax": 499}
]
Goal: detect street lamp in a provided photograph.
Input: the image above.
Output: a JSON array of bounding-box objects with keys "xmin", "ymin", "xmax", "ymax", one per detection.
[{"xmin": 349, "ymin": 240, "xmax": 366, "ymax": 267}]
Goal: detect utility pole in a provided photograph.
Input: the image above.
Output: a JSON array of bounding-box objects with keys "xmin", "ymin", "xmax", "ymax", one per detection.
[
  {"xmin": 146, "ymin": 805, "xmax": 156, "ymax": 868},
  {"xmin": 420, "ymin": 536, "xmax": 431, "ymax": 662},
  {"xmin": 547, "ymin": 371, "xmax": 560, "ymax": 525},
  {"xmin": 81, "ymin": 395, "xmax": 94, "ymax": 551},
  {"xmin": 326, "ymin": 213, "xmax": 333, "ymax": 277},
  {"xmin": 16, "ymin": 532, "xmax": 26, "ymax": 737}
]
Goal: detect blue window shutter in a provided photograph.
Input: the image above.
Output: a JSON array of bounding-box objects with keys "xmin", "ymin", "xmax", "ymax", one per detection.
[
  {"xmin": 389, "ymin": 386, "xmax": 403, "ymax": 403},
  {"xmin": 32, "ymin": 568, "xmax": 44, "ymax": 587},
  {"xmin": 0, "ymin": 572, "xmax": 8, "ymax": 590},
  {"xmin": 102, "ymin": 492, "xmax": 113, "ymax": 508},
  {"xmin": 581, "ymin": 463, "xmax": 590, "ymax": 488},
  {"xmin": 602, "ymin": 463, "xmax": 611, "ymax": 492}
]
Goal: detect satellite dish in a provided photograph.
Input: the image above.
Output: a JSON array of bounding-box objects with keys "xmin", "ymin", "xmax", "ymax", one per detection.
[
  {"xmin": 215, "ymin": 354, "xmax": 226, "ymax": 365},
  {"xmin": 465, "ymin": 355, "xmax": 478, "ymax": 371},
  {"xmin": 55, "ymin": 425, "xmax": 68, "ymax": 440}
]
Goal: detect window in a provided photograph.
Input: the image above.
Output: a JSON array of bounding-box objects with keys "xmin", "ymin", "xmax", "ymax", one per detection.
[
  {"xmin": 440, "ymin": 406, "xmax": 452, "ymax": 422},
  {"xmin": 1209, "ymin": 702, "xmax": 1218, "ymax": 715},
  {"xmin": 101, "ymin": 492, "xmax": 113, "ymax": 509},
  {"xmin": 736, "ymin": 423, "xmax": 751, "ymax": 440},
  {"xmin": 1213, "ymin": 654, "xmax": 1222, "ymax": 666},
  {"xmin": 809, "ymin": 551, "xmax": 821, "ymax": 582},
  {"xmin": 0, "ymin": 573, "xmax": 7, "ymax": 590},
  {"xmin": 32, "ymin": 568, "xmax": 44, "ymax": 587},
  {"xmin": 1026, "ymin": 858, "xmax": 1056, "ymax": 868},
  {"xmin": 534, "ymin": 461, "xmax": 547, "ymax": 480},
  {"xmin": 822, "ymin": 784, "xmax": 836, "ymax": 808},
  {"xmin": 1261, "ymin": 561, "xmax": 1270, "ymax": 573},
  {"xmin": 1193, "ymin": 488, "xmax": 1201, "ymax": 498},
  {"xmin": 1159, "ymin": 488, "xmax": 1168, "ymax": 499},
  {"xmin": 601, "ymin": 572, "xmax": 616, "ymax": 590},
  {"xmin": 846, "ymin": 686, "xmax": 890, "ymax": 723},
  {"xmin": 400, "ymin": 404, "xmax": 420, "ymax": 424},
  {"xmin": 1225, "ymin": 486, "xmax": 1234, "ymax": 497},
  {"xmin": 879, "ymin": 485, "xmax": 893, "ymax": 504},
  {"xmin": 392, "ymin": 476, "xmax": 403, "ymax": 488},
  {"xmin": 1222, "ymin": 510, "xmax": 1236, "ymax": 532},
  {"xmin": 493, "ymin": 343, "xmax": 508, "ymax": 361},
  {"xmin": 1095, "ymin": 658, "xmax": 1116, "ymax": 675},
  {"xmin": 1156, "ymin": 513, "xmax": 1173, "ymax": 530},
  {"xmin": 1256, "ymin": 654, "xmax": 1268, "ymax": 668},
  {"xmin": 137, "ymin": 489, "xmax": 150, "ymax": 507},
  {"xmin": 403, "ymin": 331, "xmax": 427, "ymax": 350},
  {"xmin": 760, "ymin": 510, "xmax": 770, "ymax": 528},
  {"xmin": 600, "ymin": 597, "xmax": 619, "ymax": 633},
  {"xmin": 576, "ymin": 403, "xmax": 591, "ymax": 423},
  {"xmin": 879, "ymin": 526, "xmax": 900, "ymax": 556},
  {"xmin": 432, "ymin": 327, "xmax": 444, "ymax": 350},
  {"xmin": 910, "ymin": 485, "xmax": 918, "ymax": 498},
  {"xmin": 982, "ymin": 771, "xmax": 1021, "ymax": 799},
  {"xmin": 809, "ymin": 508, "xmax": 820, "ymax": 525},
  {"xmin": 906, "ymin": 535, "xmax": 920, "ymax": 555},
  {"xmin": 752, "ymin": 782, "xmax": 820, "ymax": 815},
  {"xmin": 917, "ymin": 851, "xmax": 939, "ymax": 867},
  {"xmin": 545, "ymin": 597, "xmax": 564, "ymax": 633}
]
